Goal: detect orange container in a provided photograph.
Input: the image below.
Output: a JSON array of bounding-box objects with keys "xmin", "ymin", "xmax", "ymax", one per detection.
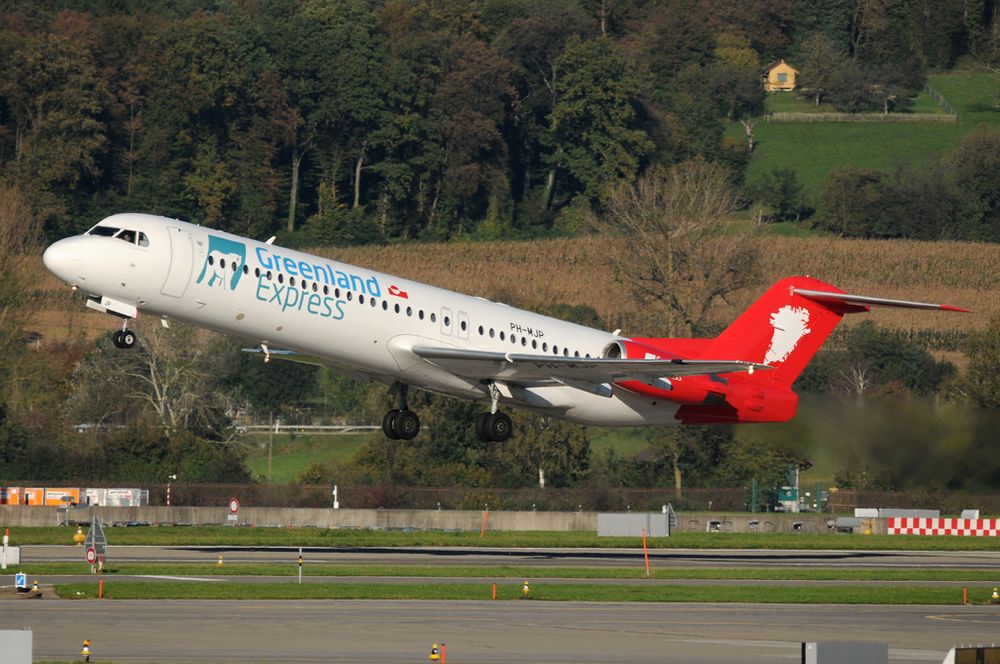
[
  {"xmin": 22, "ymin": 488, "xmax": 45, "ymax": 506},
  {"xmin": 43, "ymin": 488, "xmax": 80, "ymax": 506}
]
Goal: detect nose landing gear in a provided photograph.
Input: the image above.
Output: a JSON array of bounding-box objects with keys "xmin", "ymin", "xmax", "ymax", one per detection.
[{"xmin": 112, "ymin": 327, "xmax": 136, "ymax": 349}]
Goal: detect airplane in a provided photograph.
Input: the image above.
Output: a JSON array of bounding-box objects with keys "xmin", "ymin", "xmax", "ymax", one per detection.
[{"xmin": 43, "ymin": 213, "xmax": 969, "ymax": 441}]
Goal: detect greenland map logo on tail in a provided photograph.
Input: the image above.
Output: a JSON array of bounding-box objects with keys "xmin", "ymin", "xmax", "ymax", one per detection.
[
  {"xmin": 764, "ymin": 305, "xmax": 812, "ymax": 365},
  {"xmin": 197, "ymin": 235, "xmax": 246, "ymax": 291}
]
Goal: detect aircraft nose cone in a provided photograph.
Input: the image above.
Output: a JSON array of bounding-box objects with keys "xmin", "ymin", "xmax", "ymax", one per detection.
[{"xmin": 43, "ymin": 237, "xmax": 85, "ymax": 283}]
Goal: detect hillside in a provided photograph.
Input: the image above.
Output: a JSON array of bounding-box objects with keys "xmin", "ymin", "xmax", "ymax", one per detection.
[
  {"xmin": 732, "ymin": 70, "xmax": 1000, "ymax": 195},
  {"xmin": 26, "ymin": 234, "xmax": 999, "ymax": 344}
]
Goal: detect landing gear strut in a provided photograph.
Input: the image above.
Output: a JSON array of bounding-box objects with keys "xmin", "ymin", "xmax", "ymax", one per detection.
[
  {"xmin": 475, "ymin": 382, "xmax": 513, "ymax": 442},
  {"xmin": 111, "ymin": 323, "xmax": 136, "ymax": 349},
  {"xmin": 382, "ymin": 383, "xmax": 420, "ymax": 440}
]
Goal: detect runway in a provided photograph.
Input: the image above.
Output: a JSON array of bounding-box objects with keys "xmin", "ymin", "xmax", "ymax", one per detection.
[
  {"xmin": 14, "ymin": 599, "xmax": 1000, "ymax": 663},
  {"xmin": 23, "ymin": 544, "xmax": 1000, "ymax": 568}
]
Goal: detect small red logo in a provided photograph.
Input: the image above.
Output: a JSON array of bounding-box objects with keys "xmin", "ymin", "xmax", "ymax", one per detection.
[{"xmin": 388, "ymin": 285, "xmax": 408, "ymax": 299}]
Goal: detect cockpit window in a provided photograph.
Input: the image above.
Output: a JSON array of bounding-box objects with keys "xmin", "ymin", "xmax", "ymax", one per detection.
[
  {"xmin": 117, "ymin": 229, "xmax": 137, "ymax": 244},
  {"xmin": 138, "ymin": 232, "xmax": 149, "ymax": 247},
  {"xmin": 87, "ymin": 226, "xmax": 120, "ymax": 237}
]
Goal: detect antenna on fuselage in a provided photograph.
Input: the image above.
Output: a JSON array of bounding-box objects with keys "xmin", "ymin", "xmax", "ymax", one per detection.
[{"xmin": 264, "ymin": 236, "xmax": 276, "ymax": 245}]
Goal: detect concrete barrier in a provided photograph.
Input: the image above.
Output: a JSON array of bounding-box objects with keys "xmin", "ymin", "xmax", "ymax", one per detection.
[{"xmin": 0, "ymin": 504, "xmax": 837, "ymax": 533}]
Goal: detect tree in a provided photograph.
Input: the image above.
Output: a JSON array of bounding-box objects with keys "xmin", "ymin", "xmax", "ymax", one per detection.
[
  {"xmin": 0, "ymin": 29, "xmax": 110, "ymax": 234},
  {"xmin": 494, "ymin": 1, "xmax": 594, "ymax": 219},
  {"xmin": 814, "ymin": 166, "xmax": 884, "ymax": 236},
  {"xmin": 794, "ymin": 32, "xmax": 848, "ymax": 106},
  {"xmin": 596, "ymin": 158, "xmax": 759, "ymax": 336},
  {"xmin": 550, "ymin": 36, "xmax": 652, "ymax": 204},
  {"xmin": 960, "ymin": 316, "xmax": 1000, "ymax": 409},
  {"xmin": 949, "ymin": 126, "xmax": 1000, "ymax": 240},
  {"xmin": 66, "ymin": 321, "xmax": 235, "ymax": 439},
  {"xmin": 748, "ymin": 168, "xmax": 807, "ymax": 221},
  {"xmin": 490, "ymin": 418, "xmax": 591, "ymax": 488}
]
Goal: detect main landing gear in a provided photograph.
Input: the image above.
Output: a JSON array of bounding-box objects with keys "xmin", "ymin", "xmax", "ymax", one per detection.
[
  {"xmin": 475, "ymin": 382, "xmax": 512, "ymax": 443},
  {"xmin": 382, "ymin": 384, "xmax": 420, "ymax": 440},
  {"xmin": 111, "ymin": 325, "xmax": 136, "ymax": 349}
]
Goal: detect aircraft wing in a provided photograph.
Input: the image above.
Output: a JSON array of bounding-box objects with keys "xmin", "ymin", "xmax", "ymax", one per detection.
[{"xmin": 411, "ymin": 346, "xmax": 770, "ymax": 386}]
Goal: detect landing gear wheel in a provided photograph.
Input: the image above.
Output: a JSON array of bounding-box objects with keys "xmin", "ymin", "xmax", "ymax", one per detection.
[
  {"xmin": 112, "ymin": 330, "xmax": 124, "ymax": 348},
  {"xmin": 394, "ymin": 409, "xmax": 420, "ymax": 440},
  {"xmin": 120, "ymin": 330, "xmax": 137, "ymax": 349},
  {"xmin": 382, "ymin": 409, "xmax": 401, "ymax": 440},
  {"xmin": 475, "ymin": 412, "xmax": 492, "ymax": 442},
  {"xmin": 486, "ymin": 412, "xmax": 513, "ymax": 442}
]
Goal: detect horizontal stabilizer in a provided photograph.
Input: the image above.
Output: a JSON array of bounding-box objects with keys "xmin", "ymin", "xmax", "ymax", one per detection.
[{"xmin": 793, "ymin": 288, "xmax": 971, "ymax": 313}]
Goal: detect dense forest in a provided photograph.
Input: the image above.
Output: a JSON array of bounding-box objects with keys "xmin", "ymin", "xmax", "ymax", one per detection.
[
  {"xmin": 0, "ymin": 0, "xmax": 997, "ymax": 244},
  {"xmin": 2, "ymin": 1, "xmax": 1000, "ymax": 499}
]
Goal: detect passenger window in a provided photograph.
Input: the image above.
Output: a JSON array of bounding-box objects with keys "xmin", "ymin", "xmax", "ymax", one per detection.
[
  {"xmin": 499, "ymin": 331, "xmax": 505, "ymax": 341},
  {"xmin": 444, "ymin": 316, "xmax": 451, "ymax": 327},
  {"xmin": 243, "ymin": 265, "xmax": 249, "ymax": 275},
  {"xmin": 138, "ymin": 232, "xmax": 149, "ymax": 247},
  {"xmin": 478, "ymin": 326, "xmax": 484, "ymax": 336},
  {"xmin": 532, "ymin": 339, "xmax": 537, "ymax": 349},
  {"xmin": 418, "ymin": 310, "xmax": 424, "ymax": 320},
  {"xmin": 460, "ymin": 321, "xmax": 467, "ymax": 331},
  {"xmin": 289, "ymin": 277, "xmax": 296, "ymax": 286},
  {"xmin": 370, "ymin": 297, "xmax": 376, "ymax": 307},
  {"xmin": 489, "ymin": 329, "xmax": 495, "ymax": 338},
  {"xmin": 406, "ymin": 306, "xmax": 412, "ymax": 316},
  {"xmin": 382, "ymin": 301, "xmax": 388, "ymax": 310},
  {"xmin": 278, "ymin": 274, "xmax": 284, "ymax": 284},
  {"xmin": 394, "ymin": 303, "xmax": 400, "ymax": 313},
  {"xmin": 359, "ymin": 294, "xmax": 365, "ymax": 304},
  {"xmin": 430, "ymin": 313, "xmax": 437, "ymax": 323},
  {"xmin": 255, "ymin": 268, "xmax": 261, "ymax": 278},
  {"xmin": 346, "ymin": 292, "xmax": 352, "ymax": 301}
]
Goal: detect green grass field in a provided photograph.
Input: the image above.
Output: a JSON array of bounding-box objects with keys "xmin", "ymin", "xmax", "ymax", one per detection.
[
  {"xmin": 732, "ymin": 71, "xmax": 1000, "ymax": 196},
  {"xmin": 14, "ymin": 562, "xmax": 1000, "ymax": 582},
  {"xmin": 243, "ymin": 433, "xmax": 367, "ymax": 483},
  {"xmin": 53, "ymin": 580, "xmax": 988, "ymax": 604},
  {"xmin": 9, "ymin": 526, "xmax": 1000, "ymax": 550}
]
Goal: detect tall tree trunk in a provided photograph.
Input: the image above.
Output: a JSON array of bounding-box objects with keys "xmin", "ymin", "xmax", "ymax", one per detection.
[
  {"xmin": 543, "ymin": 168, "xmax": 556, "ymax": 210},
  {"xmin": 288, "ymin": 148, "xmax": 302, "ymax": 233},
  {"xmin": 353, "ymin": 145, "xmax": 366, "ymax": 210},
  {"xmin": 672, "ymin": 451, "xmax": 682, "ymax": 502}
]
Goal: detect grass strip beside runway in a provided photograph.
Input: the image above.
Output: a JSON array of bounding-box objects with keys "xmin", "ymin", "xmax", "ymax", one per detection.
[
  {"xmin": 54, "ymin": 580, "xmax": 985, "ymax": 604},
  {"xmin": 13, "ymin": 527, "xmax": 1000, "ymax": 550},
  {"xmin": 14, "ymin": 563, "xmax": 1000, "ymax": 582}
]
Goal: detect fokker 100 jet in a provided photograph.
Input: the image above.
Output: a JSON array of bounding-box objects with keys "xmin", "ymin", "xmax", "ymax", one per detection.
[{"xmin": 44, "ymin": 213, "xmax": 968, "ymax": 442}]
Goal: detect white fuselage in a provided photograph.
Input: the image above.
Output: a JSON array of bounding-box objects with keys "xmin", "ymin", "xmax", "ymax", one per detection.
[{"xmin": 43, "ymin": 213, "xmax": 680, "ymax": 426}]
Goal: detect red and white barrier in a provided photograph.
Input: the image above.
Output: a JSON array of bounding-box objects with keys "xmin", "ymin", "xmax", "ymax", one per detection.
[{"xmin": 887, "ymin": 517, "xmax": 1000, "ymax": 536}]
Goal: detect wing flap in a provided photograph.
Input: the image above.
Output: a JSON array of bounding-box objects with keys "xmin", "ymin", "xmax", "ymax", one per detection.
[{"xmin": 411, "ymin": 346, "xmax": 769, "ymax": 384}]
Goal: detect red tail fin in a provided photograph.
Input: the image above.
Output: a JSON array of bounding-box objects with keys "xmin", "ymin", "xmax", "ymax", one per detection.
[{"xmin": 703, "ymin": 276, "xmax": 851, "ymax": 387}]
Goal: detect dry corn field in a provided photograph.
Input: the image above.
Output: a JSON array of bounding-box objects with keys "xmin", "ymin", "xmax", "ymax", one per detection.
[{"xmin": 23, "ymin": 235, "xmax": 1000, "ymax": 344}]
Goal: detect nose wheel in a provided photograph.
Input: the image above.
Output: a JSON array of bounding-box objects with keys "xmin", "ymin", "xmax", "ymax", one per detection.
[
  {"xmin": 382, "ymin": 383, "xmax": 420, "ymax": 440},
  {"xmin": 112, "ymin": 329, "xmax": 137, "ymax": 349}
]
